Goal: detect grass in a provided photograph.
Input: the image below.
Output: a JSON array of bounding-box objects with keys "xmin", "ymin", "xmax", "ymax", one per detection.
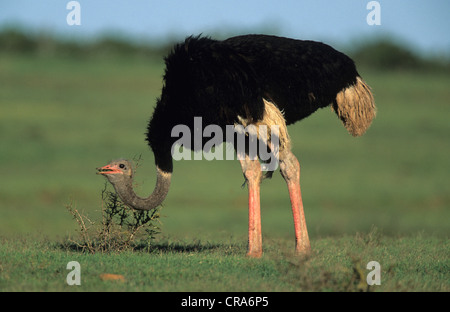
[
  {"xmin": 1, "ymin": 231, "xmax": 447, "ymax": 291},
  {"xmin": 0, "ymin": 52, "xmax": 449, "ymax": 291}
]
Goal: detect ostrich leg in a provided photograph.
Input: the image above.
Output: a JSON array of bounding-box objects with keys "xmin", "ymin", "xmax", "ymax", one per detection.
[
  {"xmin": 279, "ymin": 151, "xmax": 311, "ymax": 254},
  {"xmin": 239, "ymin": 155, "xmax": 263, "ymax": 258}
]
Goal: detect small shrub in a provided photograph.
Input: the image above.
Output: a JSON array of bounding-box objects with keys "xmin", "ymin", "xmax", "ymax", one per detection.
[{"xmin": 65, "ymin": 184, "xmax": 161, "ymax": 253}]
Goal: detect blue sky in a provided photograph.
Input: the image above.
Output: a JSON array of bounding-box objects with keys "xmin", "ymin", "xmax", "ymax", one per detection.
[{"xmin": 1, "ymin": 0, "xmax": 449, "ymax": 55}]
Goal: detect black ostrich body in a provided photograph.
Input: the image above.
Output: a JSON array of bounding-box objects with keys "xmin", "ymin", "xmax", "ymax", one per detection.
[{"xmin": 147, "ymin": 35, "xmax": 364, "ymax": 173}]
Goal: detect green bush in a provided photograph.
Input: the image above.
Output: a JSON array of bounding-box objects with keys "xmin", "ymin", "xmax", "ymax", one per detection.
[
  {"xmin": 351, "ymin": 38, "xmax": 449, "ymax": 72},
  {"xmin": 65, "ymin": 185, "xmax": 161, "ymax": 253}
]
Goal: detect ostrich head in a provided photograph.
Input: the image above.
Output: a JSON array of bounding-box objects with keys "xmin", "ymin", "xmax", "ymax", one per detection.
[
  {"xmin": 97, "ymin": 159, "xmax": 171, "ymax": 211},
  {"xmin": 97, "ymin": 159, "xmax": 133, "ymax": 183}
]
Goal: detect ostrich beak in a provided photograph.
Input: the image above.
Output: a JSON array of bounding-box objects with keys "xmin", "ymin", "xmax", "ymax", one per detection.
[{"xmin": 96, "ymin": 164, "xmax": 122, "ymax": 175}]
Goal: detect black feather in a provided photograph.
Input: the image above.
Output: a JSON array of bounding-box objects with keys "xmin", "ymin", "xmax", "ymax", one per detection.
[{"xmin": 147, "ymin": 35, "xmax": 360, "ymax": 172}]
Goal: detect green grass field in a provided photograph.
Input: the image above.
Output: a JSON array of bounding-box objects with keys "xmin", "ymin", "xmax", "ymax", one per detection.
[{"xmin": 0, "ymin": 53, "xmax": 449, "ymax": 292}]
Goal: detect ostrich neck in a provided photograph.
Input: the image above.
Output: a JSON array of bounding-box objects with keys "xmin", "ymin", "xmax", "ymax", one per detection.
[{"xmin": 113, "ymin": 166, "xmax": 171, "ymax": 211}]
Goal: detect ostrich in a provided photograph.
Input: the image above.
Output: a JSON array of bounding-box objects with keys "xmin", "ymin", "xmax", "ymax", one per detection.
[{"xmin": 97, "ymin": 35, "xmax": 376, "ymax": 258}]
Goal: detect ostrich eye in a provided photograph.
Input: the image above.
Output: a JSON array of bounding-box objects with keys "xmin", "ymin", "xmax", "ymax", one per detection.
[{"xmin": 119, "ymin": 164, "xmax": 125, "ymax": 169}]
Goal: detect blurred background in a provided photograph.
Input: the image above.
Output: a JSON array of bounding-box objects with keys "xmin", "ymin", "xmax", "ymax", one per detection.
[{"xmin": 0, "ymin": 0, "xmax": 449, "ymax": 242}]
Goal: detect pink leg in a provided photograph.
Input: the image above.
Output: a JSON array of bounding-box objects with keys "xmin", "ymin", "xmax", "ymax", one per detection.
[
  {"xmin": 280, "ymin": 152, "xmax": 311, "ymax": 254},
  {"xmin": 240, "ymin": 156, "xmax": 263, "ymax": 258}
]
